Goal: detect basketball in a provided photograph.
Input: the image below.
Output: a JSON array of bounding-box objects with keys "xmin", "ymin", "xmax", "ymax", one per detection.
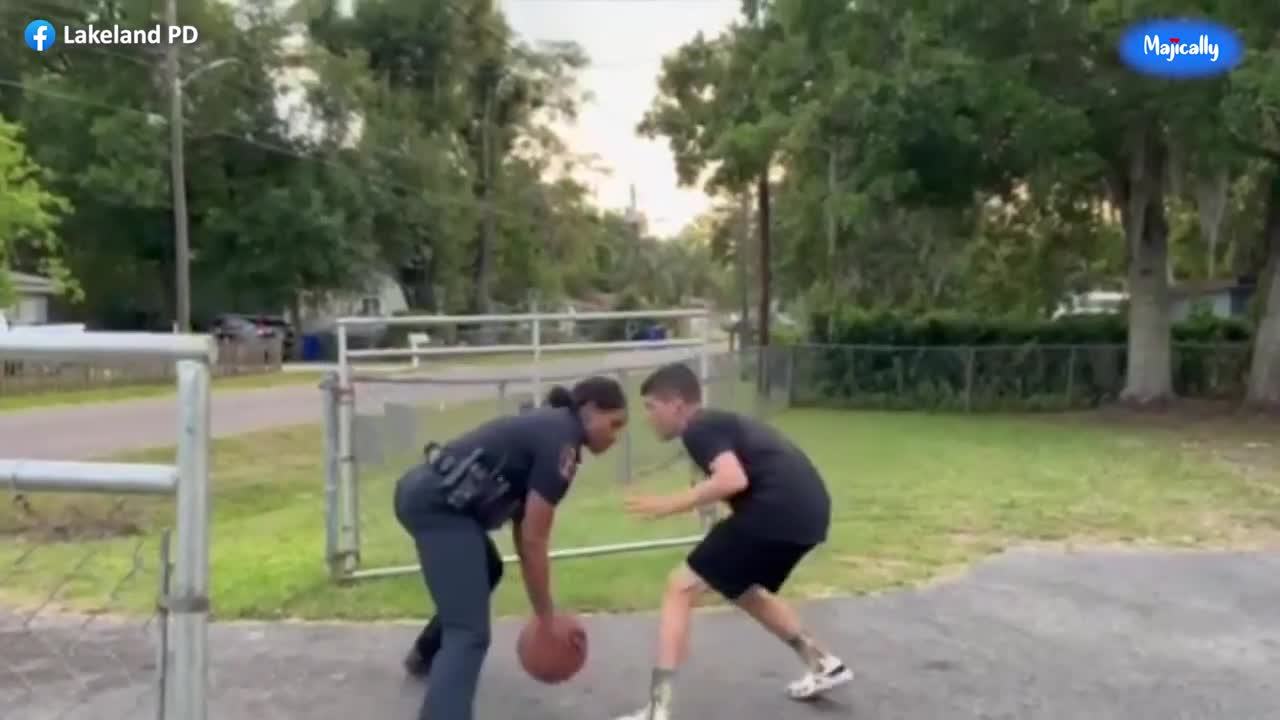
[{"xmin": 516, "ymin": 614, "xmax": 588, "ymax": 684}]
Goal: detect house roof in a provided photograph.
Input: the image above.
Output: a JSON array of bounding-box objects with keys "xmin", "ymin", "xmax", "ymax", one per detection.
[
  {"xmin": 1169, "ymin": 277, "xmax": 1255, "ymax": 299},
  {"xmin": 10, "ymin": 271, "xmax": 57, "ymax": 295}
]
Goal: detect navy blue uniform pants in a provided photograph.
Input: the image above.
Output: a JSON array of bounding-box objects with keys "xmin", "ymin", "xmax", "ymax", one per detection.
[{"xmin": 395, "ymin": 465, "xmax": 505, "ymax": 720}]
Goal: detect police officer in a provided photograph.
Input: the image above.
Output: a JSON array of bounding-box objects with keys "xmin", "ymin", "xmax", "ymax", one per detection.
[{"xmin": 393, "ymin": 375, "xmax": 628, "ymax": 720}]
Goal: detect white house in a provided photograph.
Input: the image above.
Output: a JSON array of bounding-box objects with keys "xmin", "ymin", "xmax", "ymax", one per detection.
[
  {"xmin": 293, "ymin": 270, "xmax": 409, "ymax": 333},
  {"xmin": 1169, "ymin": 278, "xmax": 1256, "ymax": 322},
  {"xmin": 1, "ymin": 271, "xmax": 57, "ymax": 327}
]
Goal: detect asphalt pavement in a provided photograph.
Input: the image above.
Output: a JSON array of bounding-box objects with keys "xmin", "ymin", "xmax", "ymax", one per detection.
[{"xmin": 3, "ymin": 548, "xmax": 1278, "ymax": 719}]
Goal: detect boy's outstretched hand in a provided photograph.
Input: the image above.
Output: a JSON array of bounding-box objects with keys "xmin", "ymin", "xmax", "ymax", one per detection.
[{"xmin": 624, "ymin": 493, "xmax": 686, "ymax": 519}]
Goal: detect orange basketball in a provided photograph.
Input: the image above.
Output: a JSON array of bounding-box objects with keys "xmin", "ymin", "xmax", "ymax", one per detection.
[{"xmin": 516, "ymin": 614, "xmax": 588, "ymax": 684}]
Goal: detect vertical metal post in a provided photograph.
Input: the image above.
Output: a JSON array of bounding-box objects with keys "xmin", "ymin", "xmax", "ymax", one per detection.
[
  {"xmin": 168, "ymin": 360, "xmax": 210, "ymax": 720},
  {"xmin": 692, "ymin": 311, "xmax": 714, "ymax": 524},
  {"xmin": 784, "ymin": 345, "xmax": 796, "ymax": 408},
  {"xmin": 1066, "ymin": 346, "xmax": 1078, "ymax": 405},
  {"xmin": 964, "ymin": 347, "xmax": 976, "ymax": 413},
  {"xmin": 532, "ymin": 311, "xmax": 543, "ymax": 406},
  {"xmin": 698, "ymin": 310, "xmax": 712, "ymax": 405},
  {"xmin": 498, "ymin": 380, "xmax": 508, "ymax": 414},
  {"xmin": 154, "ymin": 529, "xmax": 172, "ymax": 720},
  {"xmin": 322, "ymin": 373, "xmax": 341, "ymax": 578},
  {"xmin": 616, "ymin": 369, "xmax": 631, "ymax": 483},
  {"xmin": 335, "ymin": 322, "xmax": 359, "ymax": 575}
]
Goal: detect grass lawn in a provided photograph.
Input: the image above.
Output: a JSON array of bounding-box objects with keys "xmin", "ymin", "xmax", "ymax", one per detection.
[
  {"xmin": 0, "ymin": 371, "xmax": 326, "ymax": 412},
  {"xmin": 1, "ymin": 405, "xmax": 1277, "ymax": 622}
]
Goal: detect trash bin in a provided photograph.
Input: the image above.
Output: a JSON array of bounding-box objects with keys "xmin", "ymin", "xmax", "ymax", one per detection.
[{"xmin": 301, "ymin": 333, "xmax": 322, "ymax": 362}]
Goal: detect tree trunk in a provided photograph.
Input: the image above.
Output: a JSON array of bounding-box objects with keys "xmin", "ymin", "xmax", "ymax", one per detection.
[
  {"xmin": 1121, "ymin": 126, "xmax": 1174, "ymax": 405},
  {"xmin": 1246, "ymin": 168, "xmax": 1280, "ymax": 408},
  {"xmin": 1194, "ymin": 169, "xmax": 1230, "ymax": 278}
]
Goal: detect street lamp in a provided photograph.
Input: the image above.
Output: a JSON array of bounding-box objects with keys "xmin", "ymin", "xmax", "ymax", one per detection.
[{"xmin": 168, "ymin": 53, "xmax": 241, "ymax": 334}]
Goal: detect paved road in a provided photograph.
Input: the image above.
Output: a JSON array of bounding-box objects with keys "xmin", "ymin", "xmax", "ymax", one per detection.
[
  {"xmin": 3, "ymin": 548, "xmax": 1279, "ymax": 719},
  {"xmin": 0, "ymin": 347, "xmax": 713, "ymax": 460}
]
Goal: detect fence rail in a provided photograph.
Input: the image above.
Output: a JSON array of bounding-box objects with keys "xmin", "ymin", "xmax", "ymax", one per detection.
[{"xmin": 0, "ymin": 336, "xmax": 282, "ymax": 395}]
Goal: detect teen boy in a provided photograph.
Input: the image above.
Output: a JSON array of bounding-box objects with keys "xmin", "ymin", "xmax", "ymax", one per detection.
[{"xmin": 616, "ymin": 363, "xmax": 852, "ymax": 720}]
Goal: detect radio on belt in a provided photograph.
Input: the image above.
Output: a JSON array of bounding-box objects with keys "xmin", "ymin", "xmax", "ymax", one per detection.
[{"xmin": 424, "ymin": 442, "xmax": 518, "ymax": 528}]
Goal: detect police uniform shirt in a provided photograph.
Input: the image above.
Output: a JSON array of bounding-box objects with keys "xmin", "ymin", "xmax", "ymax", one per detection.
[
  {"xmin": 681, "ymin": 409, "xmax": 831, "ymax": 546},
  {"xmin": 441, "ymin": 406, "xmax": 584, "ymax": 519}
]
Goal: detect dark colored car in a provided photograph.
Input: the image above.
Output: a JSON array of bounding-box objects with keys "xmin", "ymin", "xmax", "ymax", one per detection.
[{"xmin": 211, "ymin": 314, "xmax": 295, "ymax": 358}]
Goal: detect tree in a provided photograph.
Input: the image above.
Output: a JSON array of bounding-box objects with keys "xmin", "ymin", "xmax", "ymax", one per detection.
[
  {"xmin": 1221, "ymin": 32, "xmax": 1280, "ymax": 407},
  {"xmin": 0, "ymin": 117, "xmax": 72, "ymax": 306}
]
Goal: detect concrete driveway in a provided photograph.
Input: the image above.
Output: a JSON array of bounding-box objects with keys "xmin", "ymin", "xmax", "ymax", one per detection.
[
  {"xmin": 3, "ymin": 548, "xmax": 1278, "ymax": 719},
  {"xmin": 0, "ymin": 347, "xmax": 712, "ymax": 460}
]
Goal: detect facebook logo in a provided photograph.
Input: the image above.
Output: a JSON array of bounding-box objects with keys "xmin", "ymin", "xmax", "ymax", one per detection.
[{"xmin": 25, "ymin": 19, "xmax": 57, "ymax": 52}]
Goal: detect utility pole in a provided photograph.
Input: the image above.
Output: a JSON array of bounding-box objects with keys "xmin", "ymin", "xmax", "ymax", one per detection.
[
  {"xmin": 736, "ymin": 190, "xmax": 751, "ymax": 350},
  {"xmin": 167, "ymin": 0, "xmax": 191, "ymax": 333},
  {"xmin": 757, "ymin": 172, "xmax": 771, "ymax": 361}
]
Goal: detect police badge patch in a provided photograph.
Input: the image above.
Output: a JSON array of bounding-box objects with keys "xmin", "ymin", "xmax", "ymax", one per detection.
[{"xmin": 558, "ymin": 444, "xmax": 579, "ymax": 483}]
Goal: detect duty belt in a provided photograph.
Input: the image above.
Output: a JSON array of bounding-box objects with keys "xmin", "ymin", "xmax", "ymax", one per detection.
[{"xmin": 424, "ymin": 442, "xmax": 519, "ymax": 529}]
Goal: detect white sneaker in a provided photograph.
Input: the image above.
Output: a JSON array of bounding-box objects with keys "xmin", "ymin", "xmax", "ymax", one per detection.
[
  {"xmin": 786, "ymin": 657, "xmax": 854, "ymax": 701},
  {"xmin": 613, "ymin": 705, "xmax": 670, "ymax": 720}
]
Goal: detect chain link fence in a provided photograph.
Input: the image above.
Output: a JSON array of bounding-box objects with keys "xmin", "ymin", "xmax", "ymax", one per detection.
[
  {"xmin": 325, "ymin": 348, "xmax": 769, "ymax": 583},
  {"xmin": 0, "ymin": 334, "xmax": 212, "ymax": 720},
  {"xmin": 779, "ymin": 343, "xmax": 1253, "ymax": 411},
  {"xmin": 0, "ymin": 492, "xmax": 170, "ymax": 720}
]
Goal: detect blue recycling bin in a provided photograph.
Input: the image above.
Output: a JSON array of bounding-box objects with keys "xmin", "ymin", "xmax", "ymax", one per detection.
[{"xmin": 300, "ymin": 333, "xmax": 322, "ymax": 362}]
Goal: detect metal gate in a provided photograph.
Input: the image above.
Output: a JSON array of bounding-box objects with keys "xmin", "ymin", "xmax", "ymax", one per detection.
[{"xmin": 320, "ymin": 309, "xmax": 756, "ymax": 583}]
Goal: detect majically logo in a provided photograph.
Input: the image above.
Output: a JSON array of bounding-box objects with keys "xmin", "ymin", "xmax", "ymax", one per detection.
[{"xmin": 1118, "ymin": 18, "xmax": 1243, "ymax": 78}]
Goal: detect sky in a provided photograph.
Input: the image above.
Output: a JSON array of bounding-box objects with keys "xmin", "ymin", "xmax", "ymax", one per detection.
[{"xmin": 499, "ymin": 0, "xmax": 740, "ymax": 237}]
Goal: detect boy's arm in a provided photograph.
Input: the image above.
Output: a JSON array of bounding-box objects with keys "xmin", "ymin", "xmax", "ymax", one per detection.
[{"xmin": 626, "ymin": 451, "xmax": 748, "ymax": 517}]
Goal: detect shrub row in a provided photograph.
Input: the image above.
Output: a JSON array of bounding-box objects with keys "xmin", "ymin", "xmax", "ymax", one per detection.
[{"xmin": 808, "ymin": 310, "xmax": 1253, "ymax": 346}]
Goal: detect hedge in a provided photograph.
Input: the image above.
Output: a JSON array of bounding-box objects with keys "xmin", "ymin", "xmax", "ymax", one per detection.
[
  {"xmin": 780, "ymin": 311, "xmax": 1255, "ymax": 411},
  {"xmin": 809, "ymin": 310, "xmax": 1253, "ymax": 346}
]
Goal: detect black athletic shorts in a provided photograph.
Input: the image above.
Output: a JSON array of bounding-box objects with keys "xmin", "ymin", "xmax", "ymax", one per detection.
[{"xmin": 686, "ymin": 519, "xmax": 815, "ymax": 600}]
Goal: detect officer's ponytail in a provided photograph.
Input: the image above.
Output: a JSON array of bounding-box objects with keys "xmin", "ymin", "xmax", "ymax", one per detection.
[
  {"xmin": 545, "ymin": 385, "xmax": 575, "ymax": 409},
  {"xmin": 545, "ymin": 376, "xmax": 626, "ymax": 412}
]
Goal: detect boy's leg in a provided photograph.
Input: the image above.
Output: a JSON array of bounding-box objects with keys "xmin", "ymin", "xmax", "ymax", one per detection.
[
  {"xmin": 736, "ymin": 587, "xmax": 853, "ymax": 699},
  {"xmin": 733, "ymin": 540, "xmax": 852, "ymax": 700},
  {"xmin": 614, "ymin": 522, "xmax": 751, "ymax": 720}
]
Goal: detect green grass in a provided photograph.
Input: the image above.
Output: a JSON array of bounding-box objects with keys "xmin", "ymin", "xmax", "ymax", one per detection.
[
  {"xmin": 0, "ymin": 371, "xmax": 326, "ymax": 412},
  {"xmin": 1, "ymin": 405, "xmax": 1277, "ymax": 622}
]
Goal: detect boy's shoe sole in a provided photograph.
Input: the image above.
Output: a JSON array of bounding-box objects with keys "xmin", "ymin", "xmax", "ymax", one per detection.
[{"xmin": 787, "ymin": 663, "xmax": 854, "ymax": 701}]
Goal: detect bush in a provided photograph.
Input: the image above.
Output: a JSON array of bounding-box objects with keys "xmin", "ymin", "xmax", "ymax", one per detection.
[
  {"xmin": 810, "ymin": 308, "xmax": 1252, "ymax": 346},
  {"xmin": 787, "ymin": 310, "xmax": 1254, "ymax": 412}
]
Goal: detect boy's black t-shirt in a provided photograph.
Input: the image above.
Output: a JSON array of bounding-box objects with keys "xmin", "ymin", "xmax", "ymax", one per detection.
[{"xmin": 681, "ymin": 409, "xmax": 830, "ymax": 546}]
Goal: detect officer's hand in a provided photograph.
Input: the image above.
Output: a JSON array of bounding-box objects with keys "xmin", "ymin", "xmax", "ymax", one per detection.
[
  {"xmin": 535, "ymin": 613, "xmax": 587, "ymax": 649},
  {"xmin": 624, "ymin": 494, "xmax": 681, "ymax": 519}
]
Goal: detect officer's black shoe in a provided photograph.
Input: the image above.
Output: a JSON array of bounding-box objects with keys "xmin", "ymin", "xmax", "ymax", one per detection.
[{"xmin": 403, "ymin": 646, "xmax": 433, "ymax": 679}]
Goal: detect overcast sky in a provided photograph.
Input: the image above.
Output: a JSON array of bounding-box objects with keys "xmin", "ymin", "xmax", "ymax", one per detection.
[{"xmin": 499, "ymin": 0, "xmax": 739, "ymax": 236}]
